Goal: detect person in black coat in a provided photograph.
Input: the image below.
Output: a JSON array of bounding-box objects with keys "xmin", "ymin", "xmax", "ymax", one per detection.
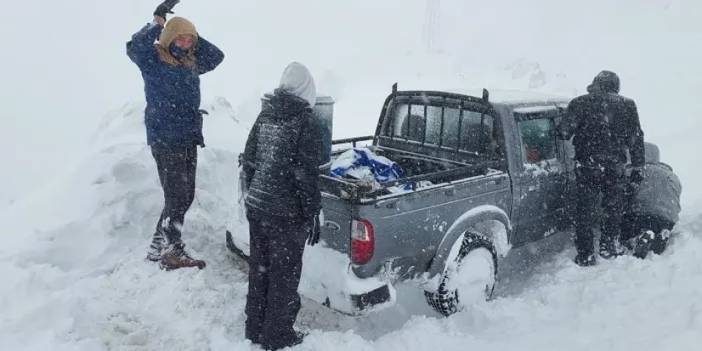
[
  {"xmin": 127, "ymin": 1, "xmax": 224, "ymax": 270},
  {"xmin": 242, "ymin": 62, "xmax": 322, "ymax": 350},
  {"xmin": 560, "ymin": 71, "xmax": 645, "ymax": 266}
]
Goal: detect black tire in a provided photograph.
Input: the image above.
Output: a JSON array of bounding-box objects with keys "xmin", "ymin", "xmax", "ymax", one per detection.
[{"xmin": 425, "ymin": 232, "xmax": 498, "ymax": 317}]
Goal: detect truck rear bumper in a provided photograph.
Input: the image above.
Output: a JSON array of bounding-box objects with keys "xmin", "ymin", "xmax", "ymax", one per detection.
[
  {"xmin": 226, "ymin": 230, "xmax": 395, "ymax": 315},
  {"xmin": 297, "ymin": 246, "xmax": 396, "ymax": 315}
]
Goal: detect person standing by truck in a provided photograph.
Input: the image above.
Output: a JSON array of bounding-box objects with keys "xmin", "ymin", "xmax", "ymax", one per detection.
[
  {"xmin": 560, "ymin": 71, "xmax": 645, "ymax": 267},
  {"xmin": 127, "ymin": 0, "xmax": 224, "ymax": 270},
  {"xmin": 242, "ymin": 62, "xmax": 323, "ymax": 350}
]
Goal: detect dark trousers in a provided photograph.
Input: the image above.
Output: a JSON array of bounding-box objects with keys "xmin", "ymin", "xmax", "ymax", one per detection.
[
  {"xmin": 245, "ymin": 209, "xmax": 307, "ymax": 349},
  {"xmin": 574, "ymin": 166, "xmax": 626, "ymax": 255},
  {"xmin": 151, "ymin": 145, "xmax": 198, "ymax": 244}
]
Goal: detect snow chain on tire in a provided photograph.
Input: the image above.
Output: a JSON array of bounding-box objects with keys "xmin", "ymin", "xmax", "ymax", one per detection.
[{"xmin": 425, "ymin": 232, "xmax": 498, "ymax": 317}]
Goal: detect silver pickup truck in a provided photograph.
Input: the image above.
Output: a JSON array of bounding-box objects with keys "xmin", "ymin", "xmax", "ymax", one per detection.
[{"xmin": 227, "ymin": 86, "xmax": 682, "ymax": 316}]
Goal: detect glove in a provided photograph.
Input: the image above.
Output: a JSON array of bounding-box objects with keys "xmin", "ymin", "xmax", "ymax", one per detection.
[
  {"xmin": 154, "ymin": 0, "xmax": 180, "ymax": 20},
  {"xmin": 630, "ymin": 168, "xmax": 644, "ymax": 185},
  {"xmin": 306, "ymin": 211, "xmax": 323, "ymax": 246}
]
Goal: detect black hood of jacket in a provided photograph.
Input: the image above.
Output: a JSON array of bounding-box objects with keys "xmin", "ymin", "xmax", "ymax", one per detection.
[{"xmin": 587, "ymin": 70, "xmax": 621, "ymax": 94}]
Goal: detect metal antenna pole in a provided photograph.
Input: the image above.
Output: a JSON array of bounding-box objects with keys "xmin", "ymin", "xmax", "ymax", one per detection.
[{"xmin": 423, "ymin": 0, "xmax": 441, "ymax": 52}]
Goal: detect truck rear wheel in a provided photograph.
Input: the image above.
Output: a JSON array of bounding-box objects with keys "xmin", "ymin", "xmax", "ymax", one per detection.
[{"xmin": 425, "ymin": 232, "xmax": 498, "ymax": 317}]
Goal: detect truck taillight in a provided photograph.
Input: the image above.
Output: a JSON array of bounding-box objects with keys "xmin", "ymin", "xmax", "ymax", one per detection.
[{"xmin": 351, "ymin": 219, "xmax": 374, "ymax": 265}]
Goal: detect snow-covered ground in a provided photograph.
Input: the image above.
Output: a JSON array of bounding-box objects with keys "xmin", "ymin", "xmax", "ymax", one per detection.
[{"xmin": 2, "ymin": 0, "xmax": 701, "ymax": 350}]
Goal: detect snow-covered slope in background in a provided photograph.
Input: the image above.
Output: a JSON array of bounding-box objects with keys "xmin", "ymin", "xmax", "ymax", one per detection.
[
  {"xmin": 2, "ymin": 0, "xmax": 701, "ymax": 208},
  {"xmin": 1, "ymin": 101, "xmax": 701, "ymax": 351}
]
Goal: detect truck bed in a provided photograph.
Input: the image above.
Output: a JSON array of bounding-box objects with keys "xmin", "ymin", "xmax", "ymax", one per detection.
[{"xmin": 321, "ymin": 137, "xmax": 502, "ymax": 203}]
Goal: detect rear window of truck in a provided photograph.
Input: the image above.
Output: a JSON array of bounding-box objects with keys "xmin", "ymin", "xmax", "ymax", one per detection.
[{"xmin": 383, "ymin": 100, "xmax": 496, "ymax": 156}]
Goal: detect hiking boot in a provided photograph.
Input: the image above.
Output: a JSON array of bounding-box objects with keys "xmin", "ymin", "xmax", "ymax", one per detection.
[
  {"xmin": 146, "ymin": 231, "xmax": 166, "ymax": 262},
  {"xmin": 159, "ymin": 242, "xmax": 206, "ymax": 271},
  {"xmin": 574, "ymin": 252, "xmax": 596, "ymax": 267},
  {"xmin": 650, "ymin": 229, "xmax": 671, "ymax": 255},
  {"xmin": 599, "ymin": 240, "xmax": 624, "ymax": 260}
]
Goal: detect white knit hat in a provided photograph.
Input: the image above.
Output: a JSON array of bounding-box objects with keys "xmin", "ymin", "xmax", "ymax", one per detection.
[{"xmin": 279, "ymin": 62, "xmax": 317, "ymax": 107}]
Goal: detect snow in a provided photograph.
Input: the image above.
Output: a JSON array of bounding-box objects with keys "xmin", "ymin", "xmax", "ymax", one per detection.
[
  {"xmin": 298, "ymin": 245, "xmax": 396, "ymax": 315},
  {"xmin": 446, "ymin": 248, "xmax": 496, "ymax": 306},
  {"xmin": 2, "ymin": 0, "xmax": 702, "ymax": 350},
  {"xmin": 448, "ymin": 89, "xmax": 569, "ymax": 105},
  {"xmin": 513, "ymin": 105, "xmax": 562, "ymax": 114},
  {"xmin": 523, "ymin": 160, "xmax": 561, "ymax": 177}
]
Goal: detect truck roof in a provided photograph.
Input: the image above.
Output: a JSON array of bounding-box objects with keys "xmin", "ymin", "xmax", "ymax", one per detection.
[{"xmin": 446, "ymin": 89, "xmax": 571, "ymax": 106}]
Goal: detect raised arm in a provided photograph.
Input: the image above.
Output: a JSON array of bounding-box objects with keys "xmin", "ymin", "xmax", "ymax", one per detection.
[
  {"xmin": 195, "ymin": 37, "xmax": 225, "ymax": 75},
  {"xmin": 126, "ymin": 19, "xmax": 163, "ymax": 69}
]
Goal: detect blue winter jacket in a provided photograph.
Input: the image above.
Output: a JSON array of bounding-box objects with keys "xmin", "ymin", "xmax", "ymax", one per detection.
[{"xmin": 127, "ymin": 23, "xmax": 224, "ymax": 147}]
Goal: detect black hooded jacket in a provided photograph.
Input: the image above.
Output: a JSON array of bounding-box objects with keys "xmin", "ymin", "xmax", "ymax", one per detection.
[
  {"xmin": 243, "ymin": 90, "xmax": 322, "ymax": 220},
  {"xmin": 560, "ymin": 71, "xmax": 645, "ymax": 168}
]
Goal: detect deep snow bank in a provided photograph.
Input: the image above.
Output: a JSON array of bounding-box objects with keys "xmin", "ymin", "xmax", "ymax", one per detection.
[{"xmin": 0, "ymin": 98, "xmax": 250, "ymax": 350}]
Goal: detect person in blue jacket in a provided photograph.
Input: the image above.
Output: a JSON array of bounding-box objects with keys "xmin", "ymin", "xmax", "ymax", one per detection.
[{"xmin": 127, "ymin": 1, "xmax": 224, "ymax": 270}]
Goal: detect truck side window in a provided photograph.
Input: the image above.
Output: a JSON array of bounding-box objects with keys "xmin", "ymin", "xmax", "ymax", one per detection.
[{"xmin": 518, "ymin": 118, "xmax": 557, "ymax": 164}]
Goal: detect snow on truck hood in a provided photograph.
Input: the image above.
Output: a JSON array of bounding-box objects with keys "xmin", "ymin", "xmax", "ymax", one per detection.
[{"xmin": 409, "ymin": 88, "xmax": 572, "ymax": 105}]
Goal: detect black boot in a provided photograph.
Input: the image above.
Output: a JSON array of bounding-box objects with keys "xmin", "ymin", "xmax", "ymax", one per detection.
[
  {"xmin": 632, "ymin": 230, "xmax": 655, "ymax": 259},
  {"xmin": 574, "ymin": 252, "xmax": 597, "ymax": 267},
  {"xmin": 599, "ymin": 239, "xmax": 624, "ymax": 260},
  {"xmin": 650, "ymin": 229, "xmax": 671, "ymax": 255},
  {"xmin": 262, "ymin": 331, "xmax": 306, "ymax": 350}
]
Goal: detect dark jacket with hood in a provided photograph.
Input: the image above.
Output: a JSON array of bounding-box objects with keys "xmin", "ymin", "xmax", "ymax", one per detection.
[
  {"xmin": 561, "ymin": 71, "xmax": 645, "ymax": 169},
  {"xmin": 243, "ymin": 90, "xmax": 322, "ymax": 220},
  {"xmin": 127, "ymin": 22, "xmax": 224, "ymax": 147}
]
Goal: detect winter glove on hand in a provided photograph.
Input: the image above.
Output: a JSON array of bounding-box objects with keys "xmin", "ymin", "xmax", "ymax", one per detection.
[
  {"xmin": 630, "ymin": 168, "xmax": 644, "ymax": 185},
  {"xmin": 306, "ymin": 211, "xmax": 323, "ymax": 246},
  {"xmin": 154, "ymin": 0, "xmax": 180, "ymax": 20}
]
